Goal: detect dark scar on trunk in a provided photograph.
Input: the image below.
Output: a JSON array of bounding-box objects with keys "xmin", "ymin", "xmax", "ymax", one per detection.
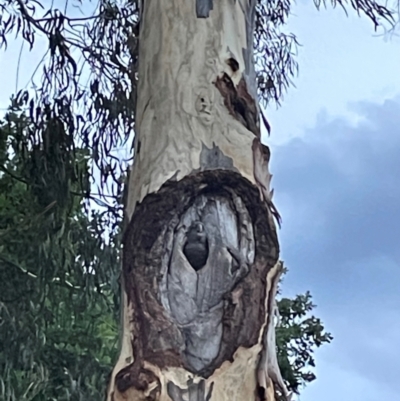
[
  {"xmin": 214, "ymin": 73, "xmax": 260, "ymax": 138},
  {"xmin": 226, "ymin": 57, "xmax": 239, "ymax": 72}
]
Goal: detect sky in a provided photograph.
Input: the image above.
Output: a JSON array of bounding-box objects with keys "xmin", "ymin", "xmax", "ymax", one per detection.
[
  {"xmin": 1, "ymin": 1, "xmax": 400, "ymax": 401},
  {"xmin": 266, "ymin": 3, "xmax": 400, "ymax": 401}
]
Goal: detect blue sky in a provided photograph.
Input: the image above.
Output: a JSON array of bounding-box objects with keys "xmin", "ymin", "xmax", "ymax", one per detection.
[
  {"xmin": 267, "ymin": 3, "xmax": 400, "ymax": 400},
  {"xmin": 1, "ymin": 1, "xmax": 399, "ymax": 400},
  {"xmin": 273, "ymin": 96, "xmax": 400, "ymax": 400}
]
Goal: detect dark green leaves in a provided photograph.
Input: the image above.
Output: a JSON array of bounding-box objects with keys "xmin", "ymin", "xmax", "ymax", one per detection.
[
  {"xmin": 0, "ymin": 110, "xmax": 120, "ymax": 401},
  {"xmin": 277, "ymin": 289, "xmax": 333, "ymax": 394},
  {"xmin": 0, "ymin": 0, "xmax": 139, "ymax": 212}
]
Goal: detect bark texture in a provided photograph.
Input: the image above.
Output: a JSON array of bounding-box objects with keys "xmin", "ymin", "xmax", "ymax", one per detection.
[{"xmin": 108, "ymin": 1, "xmax": 288, "ymax": 400}]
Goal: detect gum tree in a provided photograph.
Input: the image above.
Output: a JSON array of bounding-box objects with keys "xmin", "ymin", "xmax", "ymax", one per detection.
[
  {"xmin": 106, "ymin": 2, "xmax": 394, "ymax": 401},
  {"xmin": 108, "ymin": 2, "xmax": 291, "ymax": 400},
  {"xmin": 0, "ymin": 0, "xmax": 395, "ymax": 400}
]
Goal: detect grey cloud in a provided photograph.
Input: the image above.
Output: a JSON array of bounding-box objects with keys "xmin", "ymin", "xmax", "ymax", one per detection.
[{"xmin": 269, "ymin": 97, "xmax": 400, "ymax": 396}]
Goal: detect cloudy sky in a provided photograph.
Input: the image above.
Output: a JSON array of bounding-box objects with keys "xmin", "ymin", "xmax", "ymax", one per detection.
[
  {"xmin": 1, "ymin": 1, "xmax": 400, "ymax": 401},
  {"xmin": 267, "ymin": 2, "xmax": 400, "ymax": 401}
]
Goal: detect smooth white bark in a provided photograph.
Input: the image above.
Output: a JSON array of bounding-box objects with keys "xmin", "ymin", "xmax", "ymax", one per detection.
[{"xmin": 108, "ymin": 2, "xmax": 287, "ymax": 401}]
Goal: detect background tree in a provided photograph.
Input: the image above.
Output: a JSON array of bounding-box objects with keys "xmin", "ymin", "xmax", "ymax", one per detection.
[
  {"xmin": 276, "ymin": 287, "xmax": 333, "ymax": 394},
  {"xmin": 0, "ymin": 1, "xmax": 395, "ymax": 401},
  {"xmin": 0, "ymin": 110, "xmax": 120, "ymax": 401}
]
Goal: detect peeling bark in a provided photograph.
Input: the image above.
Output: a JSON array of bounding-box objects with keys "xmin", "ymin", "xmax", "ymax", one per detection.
[
  {"xmin": 108, "ymin": 1, "xmax": 288, "ymax": 400},
  {"xmin": 257, "ymin": 262, "xmax": 291, "ymax": 401}
]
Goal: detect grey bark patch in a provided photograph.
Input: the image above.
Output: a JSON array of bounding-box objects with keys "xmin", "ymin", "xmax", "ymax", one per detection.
[
  {"xmin": 122, "ymin": 170, "xmax": 279, "ymax": 383},
  {"xmin": 199, "ymin": 142, "xmax": 238, "ymax": 171},
  {"xmin": 196, "ymin": 0, "xmax": 214, "ymax": 18},
  {"xmin": 164, "ymin": 195, "xmax": 252, "ymax": 371},
  {"xmin": 168, "ymin": 379, "xmax": 214, "ymax": 401},
  {"xmin": 242, "ymin": 0, "xmax": 258, "ymax": 102},
  {"xmin": 252, "ymin": 138, "xmax": 281, "ymax": 226}
]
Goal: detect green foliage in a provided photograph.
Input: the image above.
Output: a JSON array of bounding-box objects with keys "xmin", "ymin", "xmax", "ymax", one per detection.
[
  {"xmin": 277, "ymin": 289, "xmax": 333, "ymax": 394},
  {"xmin": 0, "ymin": 112, "xmax": 120, "ymax": 401}
]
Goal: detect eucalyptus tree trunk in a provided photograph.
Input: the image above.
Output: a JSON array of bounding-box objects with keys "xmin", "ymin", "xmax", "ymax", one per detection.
[{"xmin": 107, "ymin": 1, "xmax": 289, "ymax": 401}]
